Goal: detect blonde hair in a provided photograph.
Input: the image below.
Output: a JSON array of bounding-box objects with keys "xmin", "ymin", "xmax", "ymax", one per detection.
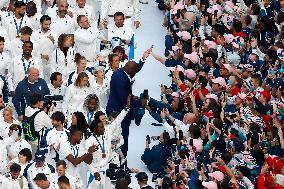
[{"xmin": 74, "ymin": 72, "xmax": 90, "ymax": 87}]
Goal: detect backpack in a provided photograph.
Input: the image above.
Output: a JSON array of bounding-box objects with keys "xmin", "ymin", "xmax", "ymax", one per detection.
[{"xmin": 22, "ymin": 110, "xmax": 42, "ymax": 141}]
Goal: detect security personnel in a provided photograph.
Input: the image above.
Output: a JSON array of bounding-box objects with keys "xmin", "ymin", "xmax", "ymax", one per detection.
[
  {"xmin": 100, "ymin": 0, "xmax": 141, "ymax": 28},
  {"xmin": 136, "ymin": 172, "xmax": 153, "ymax": 189}
]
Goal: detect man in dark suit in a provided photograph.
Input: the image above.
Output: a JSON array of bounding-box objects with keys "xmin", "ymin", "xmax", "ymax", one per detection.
[{"xmin": 106, "ymin": 47, "xmax": 151, "ymax": 156}]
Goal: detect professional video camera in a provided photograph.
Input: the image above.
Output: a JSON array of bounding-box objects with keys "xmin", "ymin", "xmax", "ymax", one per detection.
[
  {"xmin": 43, "ymin": 95, "xmax": 63, "ymax": 108},
  {"xmin": 106, "ymin": 163, "xmax": 132, "ymax": 184}
]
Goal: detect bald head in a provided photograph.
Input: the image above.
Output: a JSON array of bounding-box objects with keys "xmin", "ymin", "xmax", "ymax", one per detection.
[
  {"xmin": 57, "ymin": 0, "xmax": 68, "ymax": 5},
  {"xmin": 183, "ymin": 113, "xmax": 197, "ymax": 125},
  {"xmin": 57, "ymin": 0, "xmax": 68, "ymax": 17},
  {"xmin": 124, "ymin": 61, "xmax": 138, "ymax": 78},
  {"xmin": 28, "ymin": 67, "xmax": 39, "ymax": 83}
]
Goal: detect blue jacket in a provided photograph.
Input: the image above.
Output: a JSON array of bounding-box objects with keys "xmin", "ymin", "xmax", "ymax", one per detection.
[
  {"xmin": 141, "ymin": 143, "xmax": 171, "ymax": 174},
  {"xmin": 12, "ymin": 78, "xmax": 50, "ymax": 116},
  {"xmin": 106, "ymin": 59, "xmax": 145, "ymax": 115},
  {"xmin": 0, "ymin": 75, "xmax": 9, "ymax": 103}
]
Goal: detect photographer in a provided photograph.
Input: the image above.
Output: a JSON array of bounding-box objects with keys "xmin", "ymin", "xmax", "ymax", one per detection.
[
  {"xmin": 24, "ymin": 93, "xmax": 53, "ymax": 154},
  {"xmin": 141, "ymin": 131, "xmax": 172, "ymax": 175}
]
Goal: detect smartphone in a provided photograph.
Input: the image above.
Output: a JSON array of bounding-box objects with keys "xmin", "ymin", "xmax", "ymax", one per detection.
[
  {"xmin": 209, "ymin": 117, "xmax": 213, "ymax": 124},
  {"xmin": 214, "ymin": 10, "xmax": 218, "ymax": 18},
  {"xmin": 143, "ymin": 89, "xmax": 149, "ymax": 99},
  {"xmin": 189, "ymin": 139, "xmax": 193, "ymax": 146},
  {"xmin": 175, "ymin": 165, "xmax": 179, "ymax": 174},
  {"xmin": 146, "ymin": 135, "xmax": 151, "ymax": 144}
]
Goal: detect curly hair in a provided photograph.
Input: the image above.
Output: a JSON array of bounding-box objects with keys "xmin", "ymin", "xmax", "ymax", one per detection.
[{"xmin": 83, "ymin": 94, "xmax": 100, "ymax": 111}]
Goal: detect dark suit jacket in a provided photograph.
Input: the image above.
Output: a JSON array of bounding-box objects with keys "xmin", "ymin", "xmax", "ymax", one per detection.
[
  {"xmin": 106, "ymin": 59, "xmax": 145, "ymax": 116},
  {"xmin": 106, "ymin": 68, "xmax": 131, "ymax": 115}
]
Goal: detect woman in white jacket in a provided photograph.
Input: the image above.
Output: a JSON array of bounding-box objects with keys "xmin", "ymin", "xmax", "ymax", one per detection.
[
  {"xmin": 50, "ymin": 34, "xmax": 76, "ymax": 83},
  {"xmin": 63, "ymin": 72, "xmax": 95, "ymax": 122},
  {"xmin": 67, "ymin": 53, "xmax": 94, "ymax": 86},
  {"xmin": 93, "ymin": 66, "xmax": 109, "ymax": 109}
]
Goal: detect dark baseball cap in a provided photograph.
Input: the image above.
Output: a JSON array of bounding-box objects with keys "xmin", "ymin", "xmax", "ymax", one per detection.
[{"xmin": 34, "ymin": 151, "xmax": 45, "ymax": 162}]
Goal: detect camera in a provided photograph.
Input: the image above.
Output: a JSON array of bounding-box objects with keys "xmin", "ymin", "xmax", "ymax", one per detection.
[
  {"xmin": 106, "ymin": 163, "xmax": 132, "ymax": 184},
  {"xmin": 43, "ymin": 95, "xmax": 63, "ymax": 108}
]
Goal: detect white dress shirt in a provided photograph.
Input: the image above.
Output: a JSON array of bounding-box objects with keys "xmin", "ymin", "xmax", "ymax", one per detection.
[
  {"xmin": 0, "ymin": 119, "xmax": 20, "ymax": 139},
  {"xmin": 5, "ymin": 137, "xmax": 32, "ymax": 160}
]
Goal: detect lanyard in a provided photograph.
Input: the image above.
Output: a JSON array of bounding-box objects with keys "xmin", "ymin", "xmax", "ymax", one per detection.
[
  {"xmin": 71, "ymin": 145, "xmax": 79, "ymax": 158},
  {"xmin": 87, "ymin": 111, "xmax": 94, "ymax": 125},
  {"xmin": 13, "ymin": 15, "xmax": 24, "ymax": 36},
  {"xmin": 21, "ymin": 57, "xmax": 32, "ymax": 75},
  {"xmin": 94, "ymin": 134, "xmax": 105, "ymax": 153}
]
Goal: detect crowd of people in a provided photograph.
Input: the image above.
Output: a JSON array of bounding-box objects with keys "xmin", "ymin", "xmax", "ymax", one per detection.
[
  {"xmin": 0, "ymin": 0, "xmax": 284, "ymax": 188},
  {"xmin": 136, "ymin": 0, "xmax": 284, "ymax": 188}
]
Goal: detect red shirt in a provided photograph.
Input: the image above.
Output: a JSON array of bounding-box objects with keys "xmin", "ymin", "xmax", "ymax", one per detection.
[
  {"xmin": 231, "ymin": 86, "xmax": 241, "ymax": 96},
  {"xmin": 192, "ymin": 88, "xmax": 209, "ymax": 101},
  {"xmin": 233, "ymin": 31, "xmax": 246, "ymax": 39}
]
